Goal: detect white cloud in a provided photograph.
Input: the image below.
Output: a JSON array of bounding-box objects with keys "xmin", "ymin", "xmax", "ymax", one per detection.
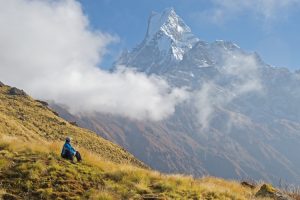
[
  {"xmin": 0, "ymin": 0, "xmax": 188, "ymax": 121},
  {"xmin": 194, "ymin": 52, "xmax": 263, "ymax": 129},
  {"xmin": 196, "ymin": 0, "xmax": 300, "ymax": 24}
]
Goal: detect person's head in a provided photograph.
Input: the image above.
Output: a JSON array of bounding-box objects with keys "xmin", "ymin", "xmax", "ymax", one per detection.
[{"xmin": 65, "ymin": 136, "xmax": 71, "ymax": 143}]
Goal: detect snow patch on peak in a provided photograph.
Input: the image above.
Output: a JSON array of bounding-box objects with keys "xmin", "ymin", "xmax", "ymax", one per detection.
[
  {"xmin": 145, "ymin": 8, "xmax": 199, "ymax": 61},
  {"xmin": 146, "ymin": 7, "xmax": 186, "ymax": 38},
  {"xmin": 213, "ymin": 40, "xmax": 241, "ymax": 50},
  {"xmin": 117, "ymin": 8, "xmax": 200, "ymax": 74},
  {"xmin": 146, "ymin": 8, "xmax": 196, "ymax": 43}
]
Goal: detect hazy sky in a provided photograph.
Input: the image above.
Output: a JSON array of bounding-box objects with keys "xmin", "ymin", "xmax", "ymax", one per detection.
[{"xmin": 78, "ymin": 0, "xmax": 300, "ymax": 70}]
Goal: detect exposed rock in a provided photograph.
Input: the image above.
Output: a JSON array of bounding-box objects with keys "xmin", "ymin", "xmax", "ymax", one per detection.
[
  {"xmin": 256, "ymin": 184, "xmax": 277, "ymax": 197},
  {"xmin": 2, "ymin": 193, "xmax": 21, "ymax": 200},
  {"xmin": 59, "ymin": 121, "xmax": 67, "ymax": 126},
  {"xmin": 0, "ymin": 81, "xmax": 5, "ymax": 87},
  {"xmin": 69, "ymin": 121, "xmax": 78, "ymax": 127},
  {"xmin": 51, "ymin": 110, "xmax": 59, "ymax": 117},
  {"xmin": 142, "ymin": 194, "xmax": 166, "ymax": 200},
  {"xmin": 256, "ymin": 184, "xmax": 293, "ymax": 200},
  {"xmin": 8, "ymin": 87, "xmax": 27, "ymax": 96},
  {"xmin": 18, "ymin": 116, "xmax": 26, "ymax": 121},
  {"xmin": 241, "ymin": 181, "xmax": 256, "ymax": 189},
  {"xmin": 36, "ymin": 100, "xmax": 49, "ymax": 107}
]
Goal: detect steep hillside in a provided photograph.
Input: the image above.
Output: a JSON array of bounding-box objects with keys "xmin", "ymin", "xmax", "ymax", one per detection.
[
  {"xmin": 0, "ymin": 83, "xmax": 145, "ymax": 167},
  {"xmin": 1, "ymin": 83, "xmax": 295, "ymax": 199},
  {"xmin": 47, "ymin": 107, "xmax": 209, "ymax": 175},
  {"xmin": 3, "ymin": 136, "xmax": 293, "ymax": 200}
]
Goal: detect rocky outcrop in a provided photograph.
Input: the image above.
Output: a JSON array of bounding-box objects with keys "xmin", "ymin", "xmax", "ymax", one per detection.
[
  {"xmin": 36, "ymin": 100, "xmax": 49, "ymax": 107},
  {"xmin": 0, "ymin": 81, "xmax": 5, "ymax": 87},
  {"xmin": 241, "ymin": 181, "xmax": 256, "ymax": 189},
  {"xmin": 256, "ymin": 184, "xmax": 293, "ymax": 200},
  {"xmin": 8, "ymin": 87, "xmax": 27, "ymax": 96},
  {"xmin": 69, "ymin": 121, "xmax": 79, "ymax": 127}
]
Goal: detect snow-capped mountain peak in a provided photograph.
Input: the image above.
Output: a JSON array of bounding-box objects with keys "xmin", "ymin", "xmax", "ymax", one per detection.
[
  {"xmin": 146, "ymin": 8, "xmax": 192, "ymax": 41},
  {"xmin": 117, "ymin": 8, "xmax": 199, "ymax": 73},
  {"xmin": 145, "ymin": 8, "xmax": 199, "ymax": 60}
]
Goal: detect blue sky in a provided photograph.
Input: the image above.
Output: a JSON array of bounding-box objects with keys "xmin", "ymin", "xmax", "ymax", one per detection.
[{"xmin": 78, "ymin": 0, "xmax": 300, "ymax": 70}]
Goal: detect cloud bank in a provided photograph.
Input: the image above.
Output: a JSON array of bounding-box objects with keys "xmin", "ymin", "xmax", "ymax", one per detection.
[
  {"xmin": 0, "ymin": 0, "xmax": 188, "ymax": 121},
  {"xmin": 194, "ymin": 52, "xmax": 263, "ymax": 130}
]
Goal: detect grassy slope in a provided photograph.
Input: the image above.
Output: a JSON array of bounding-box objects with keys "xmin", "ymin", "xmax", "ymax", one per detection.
[
  {"xmin": 0, "ymin": 137, "xmax": 267, "ymax": 200},
  {"xmin": 0, "ymin": 85, "xmax": 145, "ymax": 167},
  {"xmin": 0, "ymin": 84, "xmax": 287, "ymax": 200}
]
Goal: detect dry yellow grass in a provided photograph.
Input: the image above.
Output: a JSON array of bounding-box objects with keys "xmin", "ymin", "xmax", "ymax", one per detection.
[
  {"xmin": 0, "ymin": 136, "xmax": 272, "ymax": 199},
  {"xmin": 0, "ymin": 85, "xmax": 146, "ymax": 167}
]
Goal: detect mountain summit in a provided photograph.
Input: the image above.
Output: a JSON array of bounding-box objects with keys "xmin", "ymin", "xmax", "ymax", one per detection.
[
  {"xmin": 117, "ymin": 8, "xmax": 199, "ymax": 73},
  {"xmin": 117, "ymin": 8, "xmax": 250, "ymax": 78},
  {"xmin": 146, "ymin": 8, "xmax": 191, "ymax": 39},
  {"xmin": 145, "ymin": 7, "xmax": 199, "ymax": 59}
]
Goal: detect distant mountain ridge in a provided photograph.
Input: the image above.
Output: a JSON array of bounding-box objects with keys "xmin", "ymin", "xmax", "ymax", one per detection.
[{"xmin": 53, "ymin": 8, "xmax": 300, "ymax": 185}]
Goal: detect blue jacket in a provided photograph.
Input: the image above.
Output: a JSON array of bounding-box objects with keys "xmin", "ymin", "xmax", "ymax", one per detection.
[{"xmin": 61, "ymin": 142, "xmax": 76, "ymax": 156}]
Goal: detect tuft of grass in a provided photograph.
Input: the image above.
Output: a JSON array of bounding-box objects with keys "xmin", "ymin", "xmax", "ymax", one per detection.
[{"xmin": 0, "ymin": 189, "xmax": 6, "ymax": 198}]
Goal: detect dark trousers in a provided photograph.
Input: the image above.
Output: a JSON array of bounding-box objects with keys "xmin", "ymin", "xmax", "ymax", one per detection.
[{"xmin": 62, "ymin": 150, "xmax": 82, "ymax": 162}]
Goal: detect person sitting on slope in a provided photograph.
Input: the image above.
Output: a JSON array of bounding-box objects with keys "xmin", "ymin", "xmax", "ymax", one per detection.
[{"xmin": 61, "ymin": 137, "xmax": 82, "ymax": 163}]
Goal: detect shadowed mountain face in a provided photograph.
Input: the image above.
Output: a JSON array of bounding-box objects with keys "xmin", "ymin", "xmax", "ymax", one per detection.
[{"xmin": 52, "ymin": 8, "xmax": 300, "ymax": 184}]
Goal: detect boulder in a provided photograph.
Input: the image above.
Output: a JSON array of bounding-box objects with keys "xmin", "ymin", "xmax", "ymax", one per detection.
[
  {"xmin": 256, "ymin": 184, "xmax": 293, "ymax": 200},
  {"xmin": 49, "ymin": 109, "xmax": 59, "ymax": 116},
  {"xmin": 36, "ymin": 100, "xmax": 49, "ymax": 107},
  {"xmin": 241, "ymin": 181, "xmax": 256, "ymax": 189},
  {"xmin": 8, "ymin": 87, "xmax": 27, "ymax": 96},
  {"xmin": 2, "ymin": 193, "xmax": 21, "ymax": 200},
  {"xmin": 69, "ymin": 121, "xmax": 78, "ymax": 127}
]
